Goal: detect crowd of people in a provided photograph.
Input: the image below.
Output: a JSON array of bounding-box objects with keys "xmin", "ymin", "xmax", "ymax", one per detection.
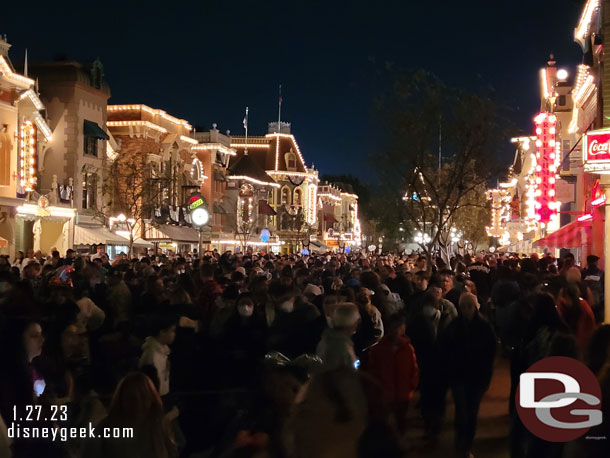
[{"xmin": 0, "ymin": 245, "xmax": 608, "ymax": 458}]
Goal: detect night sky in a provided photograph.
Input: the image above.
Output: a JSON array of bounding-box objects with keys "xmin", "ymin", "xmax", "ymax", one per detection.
[{"xmin": 2, "ymin": 0, "xmax": 585, "ymax": 179}]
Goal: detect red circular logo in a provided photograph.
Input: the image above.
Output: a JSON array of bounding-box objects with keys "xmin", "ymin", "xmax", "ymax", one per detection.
[{"xmin": 516, "ymin": 356, "xmax": 602, "ymax": 442}]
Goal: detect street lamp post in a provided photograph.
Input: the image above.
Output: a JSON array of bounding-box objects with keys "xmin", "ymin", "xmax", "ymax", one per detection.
[{"xmin": 188, "ymin": 193, "xmax": 210, "ymax": 259}]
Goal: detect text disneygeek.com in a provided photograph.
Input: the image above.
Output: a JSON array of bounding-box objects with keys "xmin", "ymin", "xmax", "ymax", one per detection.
[{"xmin": 8, "ymin": 423, "xmax": 134, "ymax": 442}]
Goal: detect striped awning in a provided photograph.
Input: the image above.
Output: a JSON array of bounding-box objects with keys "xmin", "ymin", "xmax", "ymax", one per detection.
[
  {"xmin": 534, "ymin": 219, "xmax": 592, "ymax": 249},
  {"xmin": 74, "ymin": 225, "xmax": 129, "ymax": 246}
]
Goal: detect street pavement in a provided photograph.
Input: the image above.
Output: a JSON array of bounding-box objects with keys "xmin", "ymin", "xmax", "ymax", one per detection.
[{"xmin": 403, "ymin": 354, "xmax": 511, "ymax": 457}]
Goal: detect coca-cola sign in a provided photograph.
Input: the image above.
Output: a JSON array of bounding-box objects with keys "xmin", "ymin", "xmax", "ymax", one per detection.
[{"xmin": 584, "ymin": 131, "xmax": 610, "ymax": 163}]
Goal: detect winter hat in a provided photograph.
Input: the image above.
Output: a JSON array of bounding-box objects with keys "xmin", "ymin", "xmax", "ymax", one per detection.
[
  {"xmin": 332, "ymin": 304, "xmax": 360, "ymax": 328},
  {"xmin": 235, "ymin": 266, "xmax": 247, "ymax": 276},
  {"xmin": 303, "ymin": 283, "xmax": 323, "ymax": 297}
]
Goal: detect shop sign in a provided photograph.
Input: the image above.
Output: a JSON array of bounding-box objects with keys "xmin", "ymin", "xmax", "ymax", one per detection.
[
  {"xmin": 583, "ymin": 129, "xmax": 610, "ymax": 173},
  {"xmin": 187, "ymin": 193, "xmax": 207, "ymax": 212}
]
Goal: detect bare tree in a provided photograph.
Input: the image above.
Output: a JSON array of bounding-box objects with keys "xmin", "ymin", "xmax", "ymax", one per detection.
[
  {"xmin": 371, "ymin": 70, "xmax": 509, "ymax": 260},
  {"xmin": 102, "ymin": 154, "xmax": 164, "ymax": 256}
]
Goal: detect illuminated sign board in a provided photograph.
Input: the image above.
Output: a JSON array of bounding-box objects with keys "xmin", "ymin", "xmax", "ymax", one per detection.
[
  {"xmin": 583, "ymin": 129, "xmax": 610, "ymax": 173},
  {"xmin": 19, "ymin": 121, "xmax": 37, "ymax": 192}
]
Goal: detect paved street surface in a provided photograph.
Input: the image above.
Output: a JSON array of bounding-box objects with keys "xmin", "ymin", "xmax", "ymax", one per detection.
[{"xmin": 404, "ymin": 355, "xmax": 511, "ymax": 458}]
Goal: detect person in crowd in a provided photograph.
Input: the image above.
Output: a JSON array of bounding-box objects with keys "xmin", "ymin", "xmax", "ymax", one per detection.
[
  {"xmin": 5, "ymin": 246, "xmax": 598, "ymax": 456},
  {"xmin": 82, "ymin": 372, "xmax": 177, "ymax": 458},
  {"xmin": 139, "ymin": 314, "xmax": 177, "ymax": 397},
  {"xmin": 198, "ymin": 264, "xmax": 223, "ymax": 332},
  {"xmin": 214, "ymin": 292, "xmax": 268, "ymax": 386},
  {"xmin": 90, "ymin": 245, "xmax": 105, "ymax": 261},
  {"xmin": 352, "ymin": 288, "xmax": 384, "ymax": 359},
  {"xmin": 364, "ymin": 314, "xmax": 418, "ymax": 434},
  {"xmin": 421, "ymin": 284, "xmax": 458, "ymax": 336},
  {"xmin": 106, "ymin": 268, "xmax": 133, "ymax": 328},
  {"xmin": 582, "ymin": 254, "xmax": 604, "ymax": 323},
  {"xmin": 442, "ymin": 293, "xmax": 496, "ymax": 458},
  {"xmin": 466, "ymin": 254, "xmax": 492, "ymax": 309},
  {"xmin": 317, "ymin": 303, "xmax": 360, "ymax": 370},
  {"xmin": 557, "ymin": 282, "xmax": 596, "ymax": 354}
]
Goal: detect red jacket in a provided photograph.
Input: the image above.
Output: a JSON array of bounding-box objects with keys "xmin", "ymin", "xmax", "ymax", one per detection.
[
  {"xmin": 365, "ymin": 335, "xmax": 419, "ymax": 403},
  {"xmin": 557, "ymin": 298, "xmax": 596, "ymax": 353}
]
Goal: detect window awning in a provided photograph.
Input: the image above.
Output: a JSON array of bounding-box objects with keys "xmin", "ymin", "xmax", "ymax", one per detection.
[
  {"xmin": 499, "ymin": 239, "xmax": 534, "ymax": 255},
  {"xmin": 147, "ymin": 225, "xmax": 200, "ymax": 243},
  {"xmin": 214, "ymin": 169, "xmax": 227, "ymax": 182},
  {"xmin": 131, "ymin": 237, "xmax": 153, "ymax": 248},
  {"xmin": 310, "ymin": 240, "xmax": 330, "ymax": 252},
  {"xmin": 84, "ymin": 120, "xmax": 109, "ymax": 140},
  {"xmin": 323, "ymin": 213, "xmax": 338, "ymax": 223},
  {"xmin": 534, "ymin": 219, "xmax": 592, "ymax": 249},
  {"xmin": 258, "ymin": 200, "xmax": 277, "ymax": 216},
  {"xmin": 74, "ymin": 224, "xmax": 130, "ymax": 246},
  {"xmin": 214, "ymin": 203, "xmax": 228, "ymax": 214}
]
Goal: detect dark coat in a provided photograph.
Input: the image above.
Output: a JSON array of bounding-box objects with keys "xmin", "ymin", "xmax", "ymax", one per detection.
[{"xmin": 441, "ymin": 314, "xmax": 496, "ymax": 391}]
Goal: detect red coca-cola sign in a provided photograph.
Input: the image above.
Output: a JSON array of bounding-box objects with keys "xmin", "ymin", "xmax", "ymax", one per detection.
[{"xmin": 584, "ymin": 131, "xmax": 610, "ymax": 162}]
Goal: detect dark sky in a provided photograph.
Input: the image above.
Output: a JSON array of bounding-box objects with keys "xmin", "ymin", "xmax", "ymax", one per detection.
[{"xmin": 2, "ymin": 0, "xmax": 585, "ymax": 179}]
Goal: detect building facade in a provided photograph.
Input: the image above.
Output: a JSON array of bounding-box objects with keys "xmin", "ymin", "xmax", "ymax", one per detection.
[
  {"xmin": 29, "ymin": 59, "xmax": 117, "ymax": 255},
  {"xmin": 0, "ymin": 36, "xmax": 55, "ymax": 257},
  {"xmin": 231, "ymin": 122, "xmax": 320, "ymax": 254},
  {"xmin": 107, "ymin": 104, "xmax": 200, "ymax": 254}
]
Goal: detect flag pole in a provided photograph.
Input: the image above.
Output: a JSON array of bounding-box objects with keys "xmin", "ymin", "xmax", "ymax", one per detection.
[
  {"xmin": 244, "ymin": 107, "xmax": 249, "ymax": 155},
  {"xmin": 277, "ymin": 84, "xmax": 282, "ymax": 133}
]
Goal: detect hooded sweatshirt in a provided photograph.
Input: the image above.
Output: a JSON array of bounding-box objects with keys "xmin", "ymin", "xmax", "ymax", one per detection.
[
  {"xmin": 316, "ymin": 328, "xmax": 357, "ymax": 370},
  {"xmin": 139, "ymin": 336, "xmax": 171, "ymax": 396}
]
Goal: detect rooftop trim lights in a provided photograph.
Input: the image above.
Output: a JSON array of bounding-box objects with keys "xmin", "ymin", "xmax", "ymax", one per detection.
[
  {"xmin": 340, "ymin": 192, "xmax": 358, "ymax": 199},
  {"xmin": 266, "ymin": 133, "xmax": 307, "ymax": 171},
  {"xmin": 227, "ymin": 175, "xmax": 280, "ymax": 188},
  {"xmin": 267, "ymin": 170, "xmax": 316, "ymax": 178},
  {"xmin": 34, "ymin": 114, "xmax": 52, "ymax": 141},
  {"xmin": 179, "ymin": 135, "xmax": 198, "ymax": 145},
  {"xmin": 0, "ymin": 55, "xmax": 35, "ymax": 87},
  {"xmin": 318, "ymin": 192, "xmax": 342, "ymax": 201},
  {"xmin": 575, "ymin": 0, "xmax": 600, "ymax": 47},
  {"xmin": 192, "ymin": 143, "xmax": 237, "ymax": 155},
  {"xmin": 230, "ymin": 143, "xmax": 269, "ymax": 149},
  {"xmin": 107, "ymin": 105, "xmax": 192, "ymax": 131},
  {"xmin": 107, "ymin": 120, "xmax": 168, "ymax": 134},
  {"xmin": 17, "ymin": 88, "xmax": 44, "ymax": 110}
]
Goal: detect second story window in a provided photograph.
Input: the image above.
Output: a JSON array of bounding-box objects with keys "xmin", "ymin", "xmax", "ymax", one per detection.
[
  {"xmin": 84, "ymin": 136, "xmax": 98, "ymax": 157},
  {"xmin": 82, "ymin": 172, "xmax": 97, "ymax": 209},
  {"xmin": 83, "ymin": 120, "xmax": 109, "ymax": 157}
]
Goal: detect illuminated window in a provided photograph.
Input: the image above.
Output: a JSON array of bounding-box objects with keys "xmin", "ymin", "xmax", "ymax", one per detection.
[
  {"xmin": 281, "ymin": 186, "xmax": 290, "ymax": 205},
  {"xmin": 82, "ymin": 172, "xmax": 97, "ymax": 209},
  {"xmin": 294, "ymin": 188, "xmax": 302, "ymax": 206},
  {"xmin": 284, "ymin": 151, "xmax": 297, "ymax": 171}
]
